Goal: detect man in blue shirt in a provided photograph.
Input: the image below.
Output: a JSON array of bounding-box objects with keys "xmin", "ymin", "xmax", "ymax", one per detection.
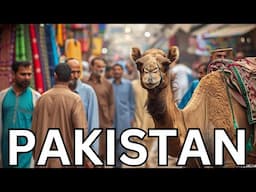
[
  {"xmin": 66, "ymin": 58, "xmax": 100, "ymax": 154},
  {"xmin": 111, "ymin": 63, "xmax": 135, "ymax": 167},
  {"xmin": 178, "ymin": 62, "xmax": 208, "ymax": 109},
  {"xmin": 0, "ymin": 61, "xmax": 41, "ymax": 168}
]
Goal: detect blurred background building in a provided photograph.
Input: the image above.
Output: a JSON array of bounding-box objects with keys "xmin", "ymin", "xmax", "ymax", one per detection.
[{"xmin": 1, "ymin": 24, "xmax": 256, "ymax": 92}]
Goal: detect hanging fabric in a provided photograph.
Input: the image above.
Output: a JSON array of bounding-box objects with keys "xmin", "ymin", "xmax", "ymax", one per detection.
[
  {"xmin": 24, "ymin": 24, "xmax": 35, "ymax": 89},
  {"xmin": 0, "ymin": 24, "xmax": 15, "ymax": 91},
  {"xmin": 35, "ymin": 24, "xmax": 49, "ymax": 91},
  {"xmin": 65, "ymin": 36, "xmax": 82, "ymax": 78},
  {"xmin": 29, "ymin": 24, "xmax": 44, "ymax": 93},
  {"xmin": 15, "ymin": 24, "xmax": 26, "ymax": 61},
  {"xmin": 38, "ymin": 24, "xmax": 51, "ymax": 90},
  {"xmin": 45, "ymin": 24, "xmax": 59, "ymax": 87}
]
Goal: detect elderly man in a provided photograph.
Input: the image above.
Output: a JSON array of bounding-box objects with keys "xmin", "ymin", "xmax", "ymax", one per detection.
[
  {"xmin": 86, "ymin": 57, "xmax": 115, "ymax": 165},
  {"xmin": 66, "ymin": 58, "xmax": 99, "ymax": 154},
  {"xmin": 210, "ymin": 48, "xmax": 233, "ymax": 60}
]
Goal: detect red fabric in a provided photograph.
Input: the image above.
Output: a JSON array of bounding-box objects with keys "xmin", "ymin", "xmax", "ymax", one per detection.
[
  {"xmin": 169, "ymin": 35, "xmax": 176, "ymax": 47},
  {"xmin": 62, "ymin": 24, "xmax": 66, "ymax": 42},
  {"xmin": 29, "ymin": 24, "xmax": 44, "ymax": 93},
  {"xmin": 0, "ymin": 24, "xmax": 14, "ymax": 87},
  {"xmin": 0, "ymin": 72, "xmax": 11, "ymax": 91}
]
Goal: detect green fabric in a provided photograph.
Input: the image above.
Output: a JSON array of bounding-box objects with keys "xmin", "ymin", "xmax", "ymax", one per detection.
[
  {"xmin": 223, "ymin": 71, "xmax": 252, "ymax": 152},
  {"xmin": 1, "ymin": 87, "xmax": 34, "ymax": 168},
  {"xmin": 15, "ymin": 24, "xmax": 27, "ymax": 61},
  {"xmin": 246, "ymin": 134, "xmax": 254, "ymax": 152},
  {"xmin": 232, "ymin": 67, "xmax": 255, "ymax": 125}
]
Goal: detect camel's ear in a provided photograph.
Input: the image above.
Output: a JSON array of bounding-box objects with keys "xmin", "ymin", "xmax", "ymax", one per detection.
[
  {"xmin": 131, "ymin": 47, "xmax": 142, "ymax": 62},
  {"xmin": 161, "ymin": 58, "xmax": 172, "ymax": 72},
  {"xmin": 167, "ymin": 46, "xmax": 180, "ymax": 63},
  {"xmin": 131, "ymin": 47, "xmax": 142, "ymax": 71}
]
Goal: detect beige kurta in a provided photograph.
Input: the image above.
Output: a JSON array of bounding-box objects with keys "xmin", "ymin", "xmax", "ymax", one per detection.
[
  {"xmin": 32, "ymin": 84, "xmax": 87, "ymax": 168},
  {"xmin": 86, "ymin": 75, "xmax": 114, "ymax": 161},
  {"xmin": 131, "ymin": 79, "xmax": 154, "ymax": 130},
  {"xmin": 126, "ymin": 79, "xmax": 156, "ymax": 167}
]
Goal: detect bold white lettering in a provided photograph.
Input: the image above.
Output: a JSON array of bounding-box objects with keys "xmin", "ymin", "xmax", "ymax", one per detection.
[
  {"xmin": 120, "ymin": 128, "xmax": 147, "ymax": 166},
  {"xmin": 215, "ymin": 129, "xmax": 245, "ymax": 166},
  {"xmin": 75, "ymin": 129, "xmax": 103, "ymax": 166},
  {"xmin": 148, "ymin": 129, "xmax": 178, "ymax": 166},
  {"xmin": 37, "ymin": 129, "xmax": 70, "ymax": 166},
  {"xmin": 106, "ymin": 129, "xmax": 115, "ymax": 166},
  {"xmin": 177, "ymin": 129, "xmax": 211, "ymax": 166},
  {"xmin": 9, "ymin": 129, "xmax": 35, "ymax": 166}
]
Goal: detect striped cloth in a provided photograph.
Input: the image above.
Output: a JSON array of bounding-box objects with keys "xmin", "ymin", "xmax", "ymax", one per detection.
[
  {"xmin": 24, "ymin": 24, "xmax": 35, "ymax": 89},
  {"xmin": 35, "ymin": 24, "xmax": 48, "ymax": 91},
  {"xmin": 38, "ymin": 24, "xmax": 51, "ymax": 90},
  {"xmin": 29, "ymin": 24, "xmax": 44, "ymax": 93},
  {"xmin": 15, "ymin": 24, "xmax": 26, "ymax": 61}
]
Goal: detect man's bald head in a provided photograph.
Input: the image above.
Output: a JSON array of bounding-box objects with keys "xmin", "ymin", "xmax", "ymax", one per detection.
[{"xmin": 66, "ymin": 58, "xmax": 81, "ymax": 80}]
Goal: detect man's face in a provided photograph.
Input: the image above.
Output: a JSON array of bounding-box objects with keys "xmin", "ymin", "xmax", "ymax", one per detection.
[
  {"xmin": 212, "ymin": 51, "xmax": 228, "ymax": 60},
  {"xmin": 91, "ymin": 59, "xmax": 106, "ymax": 76},
  {"xmin": 67, "ymin": 59, "xmax": 81, "ymax": 80},
  {"xmin": 197, "ymin": 65, "xmax": 207, "ymax": 81},
  {"xmin": 14, "ymin": 65, "xmax": 32, "ymax": 89},
  {"xmin": 67, "ymin": 59, "xmax": 80, "ymax": 90},
  {"xmin": 112, "ymin": 65, "xmax": 123, "ymax": 79}
]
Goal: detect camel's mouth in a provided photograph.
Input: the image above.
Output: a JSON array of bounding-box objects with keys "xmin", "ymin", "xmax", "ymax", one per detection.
[{"xmin": 144, "ymin": 82, "xmax": 160, "ymax": 89}]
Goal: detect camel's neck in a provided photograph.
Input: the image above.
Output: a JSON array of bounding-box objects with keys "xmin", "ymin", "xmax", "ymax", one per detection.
[
  {"xmin": 147, "ymin": 84, "xmax": 178, "ymax": 128},
  {"xmin": 147, "ymin": 83, "xmax": 182, "ymax": 157}
]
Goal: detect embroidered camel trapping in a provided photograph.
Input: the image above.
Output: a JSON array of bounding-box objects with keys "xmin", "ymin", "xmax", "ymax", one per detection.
[{"xmin": 208, "ymin": 58, "xmax": 256, "ymax": 125}]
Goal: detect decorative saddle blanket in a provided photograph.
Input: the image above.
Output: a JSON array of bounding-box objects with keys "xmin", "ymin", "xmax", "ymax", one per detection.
[{"xmin": 208, "ymin": 57, "xmax": 256, "ymax": 125}]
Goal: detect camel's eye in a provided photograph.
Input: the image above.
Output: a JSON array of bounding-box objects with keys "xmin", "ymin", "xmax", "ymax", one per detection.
[
  {"xmin": 152, "ymin": 68, "xmax": 158, "ymax": 73},
  {"xmin": 144, "ymin": 69, "xmax": 149, "ymax": 73}
]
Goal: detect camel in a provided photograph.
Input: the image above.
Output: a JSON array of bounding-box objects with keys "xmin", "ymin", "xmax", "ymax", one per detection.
[{"xmin": 131, "ymin": 46, "xmax": 256, "ymax": 168}]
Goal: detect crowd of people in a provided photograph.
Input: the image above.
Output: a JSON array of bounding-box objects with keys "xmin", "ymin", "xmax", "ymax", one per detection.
[{"xmin": 0, "ymin": 45, "xmax": 246, "ymax": 168}]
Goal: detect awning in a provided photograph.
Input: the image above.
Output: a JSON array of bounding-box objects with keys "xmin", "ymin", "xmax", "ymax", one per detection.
[
  {"xmin": 204, "ymin": 24, "xmax": 256, "ymax": 38},
  {"xmin": 191, "ymin": 24, "xmax": 226, "ymax": 36}
]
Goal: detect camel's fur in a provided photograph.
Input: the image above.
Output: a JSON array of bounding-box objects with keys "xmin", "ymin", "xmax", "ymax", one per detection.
[{"xmin": 131, "ymin": 46, "xmax": 255, "ymax": 167}]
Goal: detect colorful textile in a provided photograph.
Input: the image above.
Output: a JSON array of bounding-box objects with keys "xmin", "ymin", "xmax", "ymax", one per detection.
[
  {"xmin": 35, "ymin": 24, "xmax": 48, "ymax": 91},
  {"xmin": 56, "ymin": 24, "xmax": 64, "ymax": 47},
  {"xmin": 38, "ymin": 24, "xmax": 51, "ymax": 90},
  {"xmin": 24, "ymin": 24, "xmax": 35, "ymax": 89},
  {"xmin": 45, "ymin": 24, "xmax": 55, "ymax": 87},
  {"xmin": 65, "ymin": 38, "xmax": 82, "ymax": 78},
  {"xmin": 0, "ymin": 24, "xmax": 15, "ymax": 90},
  {"xmin": 208, "ymin": 58, "xmax": 256, "ymax": 124},
  {"xmin": 49, "ymin": 25, "xmax": 59, "ymax": 67},
  {"xmin": 29, "ymin": 24, "xmax": 44, "ymax": 93},
  {"xmin": 65, "ymin": 38, "xmax": 82, "ymax": 62},
  {"xmin": 15, "ymin": 24, "xmax": 26, "ymax": 61}
]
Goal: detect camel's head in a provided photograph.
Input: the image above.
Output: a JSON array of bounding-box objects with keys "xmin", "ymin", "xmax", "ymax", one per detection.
[{"xmin": 131, "ymin": 46, "xmax": 179, "ymax": 90}]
